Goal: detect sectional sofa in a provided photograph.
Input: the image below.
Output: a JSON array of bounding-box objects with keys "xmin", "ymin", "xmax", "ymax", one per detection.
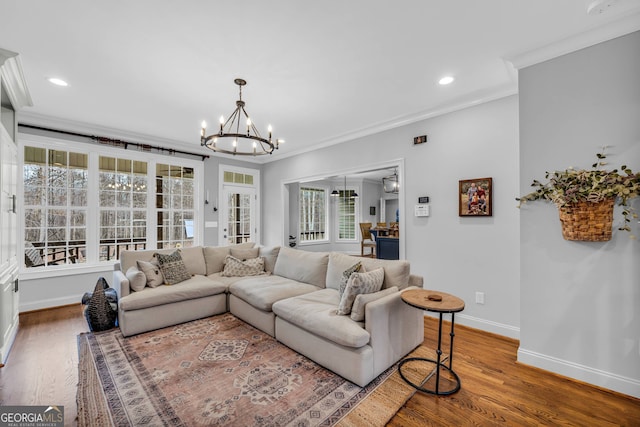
[{"xmin": 113, "ymin": 244, "xmax": 424, "ymax": 387}]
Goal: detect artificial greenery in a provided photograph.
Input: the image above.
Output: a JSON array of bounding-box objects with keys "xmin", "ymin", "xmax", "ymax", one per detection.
[{"xmin": 517, "ymin": 147, "xmax": 640, "ymax": 233}]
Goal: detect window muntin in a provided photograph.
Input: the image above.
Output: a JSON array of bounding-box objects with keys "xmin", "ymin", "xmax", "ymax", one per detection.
[
  {"xmin": 299, "ymin": 186, "xmax": 328, "ymax": 243},
  {"xmin": 23, "ymin": 147, "xmax": 88, "ymax": 266}
]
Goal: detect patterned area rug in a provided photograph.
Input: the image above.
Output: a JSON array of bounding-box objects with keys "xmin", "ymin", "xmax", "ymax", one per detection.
[{"xmin": 77, "ymin": 313, "xmax": 440, "ymax": 426}]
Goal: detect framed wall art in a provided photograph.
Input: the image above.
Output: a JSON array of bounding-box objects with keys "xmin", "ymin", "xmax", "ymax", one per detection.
[{"xmin": 459, "ymin": 177, "xmax": 492, "ymax": 216}]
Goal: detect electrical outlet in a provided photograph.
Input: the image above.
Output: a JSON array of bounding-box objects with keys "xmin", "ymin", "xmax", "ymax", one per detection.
[{"xmin": 475, "ymin": 292, "xmax": 485, "ymax": 305}]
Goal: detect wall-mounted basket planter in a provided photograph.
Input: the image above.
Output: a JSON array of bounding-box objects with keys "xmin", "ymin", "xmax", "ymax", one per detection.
[{"xmin": 558, "ymin": 198, "xmax": 615, "ymax": 242}]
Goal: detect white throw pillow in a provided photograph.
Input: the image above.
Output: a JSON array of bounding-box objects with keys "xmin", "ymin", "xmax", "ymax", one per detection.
[
  {"xmin": 221, "ymin": 255, "xmax": 266, "ymax": 277},
  {"xmin": 350, "ymin": 286, "xmax": 398, "ymax": 322},
  {"xmin": 125, "ymin": 266, "xmax": 147, "ymax": 292},
  {"xmin": 136, "ymin": 260, "xmax": 164, "ymax": 288},
  {"xmin": 336, "ymin": 267, "xmax": 385, "ymax": 315}
]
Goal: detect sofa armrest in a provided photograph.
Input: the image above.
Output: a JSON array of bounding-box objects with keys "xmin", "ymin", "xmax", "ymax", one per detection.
[
  {"xmin": 409, "ymin": 274, "xmax": 423, "ymax": 288},
  {"xmin": 113, "ymin": 262, "xmax": 130, "ymax": 298},
  {"xmin": 365, "ymin": 286, "xmax": 424, "ymax": 375}
]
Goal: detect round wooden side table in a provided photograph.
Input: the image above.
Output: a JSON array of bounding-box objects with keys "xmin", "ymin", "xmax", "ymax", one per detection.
[{"xmin": 399, "ymin": 289, "xmax": 465, "ymax": 395}]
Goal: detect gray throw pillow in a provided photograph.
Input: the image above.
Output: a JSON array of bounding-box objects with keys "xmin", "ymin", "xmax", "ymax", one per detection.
[
  {"xmin": 136, "ymin": 260, "xmax": 164, "ymax": 288},
  {"xmin": 337, "ymin": 268, "xmax": 385, "ymax": 315},
  {"xmin": 154, "ymin": 251, "xmax": 192, "ymax": 285},
  {"xmin": 339, "ymin": 262, "xmax": 363, "ymax": 297},
  {"xmin": 350, "ymin": 286, "xmax": 398, "ymax": 322},
  {"xmin": 125, "ymin": 266, "xmax": 147, "ymax": 292}
]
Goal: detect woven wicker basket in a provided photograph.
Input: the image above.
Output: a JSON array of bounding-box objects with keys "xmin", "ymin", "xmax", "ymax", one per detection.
[{"xmin": 558, "ymin": 198, "xmax": 615, "ymax": 241}]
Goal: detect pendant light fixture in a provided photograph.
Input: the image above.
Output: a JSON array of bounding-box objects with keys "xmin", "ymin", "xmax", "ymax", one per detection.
[
  {"xmin": 331, "ymin": 176, "xmax": 358, "ymax": 199},
  {"xmin": 383, "ymin": 169, "xmax": 399, "ymax": 193}
]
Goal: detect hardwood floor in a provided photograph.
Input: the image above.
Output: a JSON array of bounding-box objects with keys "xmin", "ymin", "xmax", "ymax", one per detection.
[
  {"xmin": 0, "ymin": 305, "xmax": 88, "ymax": 426},
  {"xmin": 1, "ymin": 305, "xmax": 639, "ymax": 426}
]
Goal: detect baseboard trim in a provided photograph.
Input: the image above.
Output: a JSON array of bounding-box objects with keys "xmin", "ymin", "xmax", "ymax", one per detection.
[
  {"xmin": 517, "ymin": 347, "xmax": 640, "ymax": 399},
  {"xmin": 447, "ymin": 313, "xmax": 520, "ymax": 340},
  {"xmin": 20, "ymin": 294, "xmax": 83, "ymax": 313}
]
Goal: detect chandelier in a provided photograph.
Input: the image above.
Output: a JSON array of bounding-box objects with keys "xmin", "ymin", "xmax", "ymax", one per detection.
[
  {"xmin": 383, "ymin": 169, "xmax": 399, "ymax": 193},
  {"xmin": 200, "ymin": 78, "xmax": 283, "ymax": 156}
]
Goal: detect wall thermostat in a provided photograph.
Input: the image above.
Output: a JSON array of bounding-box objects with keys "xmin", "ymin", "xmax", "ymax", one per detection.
[
  {"xmin": 415, "ymin": 204, "xmax": 430, "ymax": 217},
  {"xmin": 418, "ymin": 196, "xmax": 430, "ymax": 204}
]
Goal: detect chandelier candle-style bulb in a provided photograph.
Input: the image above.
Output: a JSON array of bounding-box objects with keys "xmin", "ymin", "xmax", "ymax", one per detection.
[
  {"xmin": 200, "ymin": 78, "xmax": 281, "ymax": 156},
  {"xmin": 201, "ymin": 121, "xmax": 207, "ymax": 138}
]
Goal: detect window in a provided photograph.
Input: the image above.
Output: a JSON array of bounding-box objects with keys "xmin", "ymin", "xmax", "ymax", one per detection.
[
  {"xmin": 336, "ymin": 189, "xmax": 357, "ymax": 241},
  {"xmin": 156, "ymin": 163, "xmax": 195, "ymax": 249},
  {"xmin": 299, "ymin": 187, "xmax": 327, "ymax": 243},
  {"xmin": 99, "ymin": 156, "xmax": 148, "ymax": 261},
  {"xmin": 23, "ymin": 147, "xmax": 88, "ymax": 266},
  {"xmin": 22, "ymin": 137, "xmax": 201, "ymax": 269}
]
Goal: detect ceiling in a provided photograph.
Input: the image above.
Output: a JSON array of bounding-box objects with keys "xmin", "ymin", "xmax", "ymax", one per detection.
[{"xmin": 2, "ymin": 1, "xmax": 639, "ymax": 163}]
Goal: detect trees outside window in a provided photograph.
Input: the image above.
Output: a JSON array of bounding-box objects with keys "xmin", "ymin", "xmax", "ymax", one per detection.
[
  {"xmin": 299, "ymin": 187, "xmax": 327, "ymax": 243},
  {"xmin": 22, "ymin": 142, "xmax": 199, "ymax": 269}
]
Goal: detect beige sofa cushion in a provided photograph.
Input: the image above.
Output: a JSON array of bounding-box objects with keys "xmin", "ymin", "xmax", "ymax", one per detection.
[
  {"xmin": 228, "ymin": 275, "xmax": 319, "ymax": 312},
  {"xmin": 273, "ymin": 247, "xmax": 329, "ymax": 288},
  {"xmin": 204, "ymin": 242, "xmax": 255, "ymax": 275},
  {"xmin": 119, "ymin": 275, "xmax": 227, "ymax": 311},
  {"xmin": 350, "ymin": 286, "xmax": 398, "ymax": 322},
  {"xmin": 179, "ymin": 246, "xmax": 206, "ymax": 276},
  {"xmin": 230, "ymin": 247, "xmax": 259, "ymax": 260},
  {"xmin": 327, "ymin": 252, "xmax": 362, "ymax": 291},
  {"xmin": 327, "ymin": 252, "xmax": 411, "ymax": 290},
  {"xmin": 359, "ymin": 257, "xmax": 411, "ymax": 290},
  {"xmin": 206, "ymin": 272, "xmax": 255, "ymax": 287},
  {"xmin": 258, "ymin": 245, "xmax": 281, "ymax": 273},
  {"xmin": 272, "ymin": 289, "xmax": 371, "ymax": 348}
]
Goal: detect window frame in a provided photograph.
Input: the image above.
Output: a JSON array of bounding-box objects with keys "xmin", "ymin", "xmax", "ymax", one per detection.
[
  {"xmin": 298, "ymin": 185, "xmax": 329, "ymax": 245},
  {"xmin": 18, "ymin": 133, "xmax": 203, "ymax": 278},
  {"xmin": 334, "ymin": 185, "xmax": 359, "ymax": 242}
]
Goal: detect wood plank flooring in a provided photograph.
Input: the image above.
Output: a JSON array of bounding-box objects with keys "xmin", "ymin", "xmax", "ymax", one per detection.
[{"xmin": 1, "ymin": 305, "xmax": 639, "ymax": 426}]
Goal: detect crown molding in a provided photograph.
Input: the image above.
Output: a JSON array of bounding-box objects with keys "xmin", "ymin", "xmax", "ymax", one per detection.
[
  {"xmin": 272, "ymin": 84, "xmax": 517, "ymax": 163},
  {"xmin": 0, "ymin": 48, "xmax": 33, "ymax": 110},
  {"xmin": 506, "ymin": 10, "xmax": 640, "ymax": 70}
]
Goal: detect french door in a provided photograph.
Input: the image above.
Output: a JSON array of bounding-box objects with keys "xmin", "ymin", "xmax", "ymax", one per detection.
[{"xmin": 220, "ymin": 185, "xmax": 256, "ymax": 245}]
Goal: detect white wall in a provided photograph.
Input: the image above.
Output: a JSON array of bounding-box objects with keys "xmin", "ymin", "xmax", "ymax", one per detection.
[
  {"xmin": 262, "ymin": 95, "xmax": 521, "ymax": 338},
  {"xmin": 518, "ymin": 31, "xmax": 640, "ymax": 398},
  {"xmin": 202, "ymin": 156, "xmax": 261, "ymax": 247},
  {"xmin": 20, "ymin": 268, "xmax": 112, "ymax": 312}
]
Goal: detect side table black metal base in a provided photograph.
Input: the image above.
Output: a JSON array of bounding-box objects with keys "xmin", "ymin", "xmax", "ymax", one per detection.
[{"xmin": 398, "ymin": 357, "xmax": 461, "ymax": 395}]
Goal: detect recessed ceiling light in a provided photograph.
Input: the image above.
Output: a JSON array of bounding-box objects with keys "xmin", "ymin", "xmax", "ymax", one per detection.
[
  {"xmin": 439, "ymin": 76, "xmax": 454, "ymax": 85},
  {"xmin": 48, "ymin": 78, "xmax": 68, "ymax": 87}
]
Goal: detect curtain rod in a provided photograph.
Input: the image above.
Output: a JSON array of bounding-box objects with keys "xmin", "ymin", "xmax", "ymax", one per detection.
[{"xmin": 18, "ymin": 123, "xmax": 210, "ymax": 161}]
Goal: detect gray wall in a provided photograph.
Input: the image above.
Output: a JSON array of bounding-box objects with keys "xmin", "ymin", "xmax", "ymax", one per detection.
[
  {"xmin": 262, "ymin": 95, "xmax": 521, "ymax": 338},
  {"xmin": 518, "ymin": 31, "xmax": 640, "ymax": 397}
]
